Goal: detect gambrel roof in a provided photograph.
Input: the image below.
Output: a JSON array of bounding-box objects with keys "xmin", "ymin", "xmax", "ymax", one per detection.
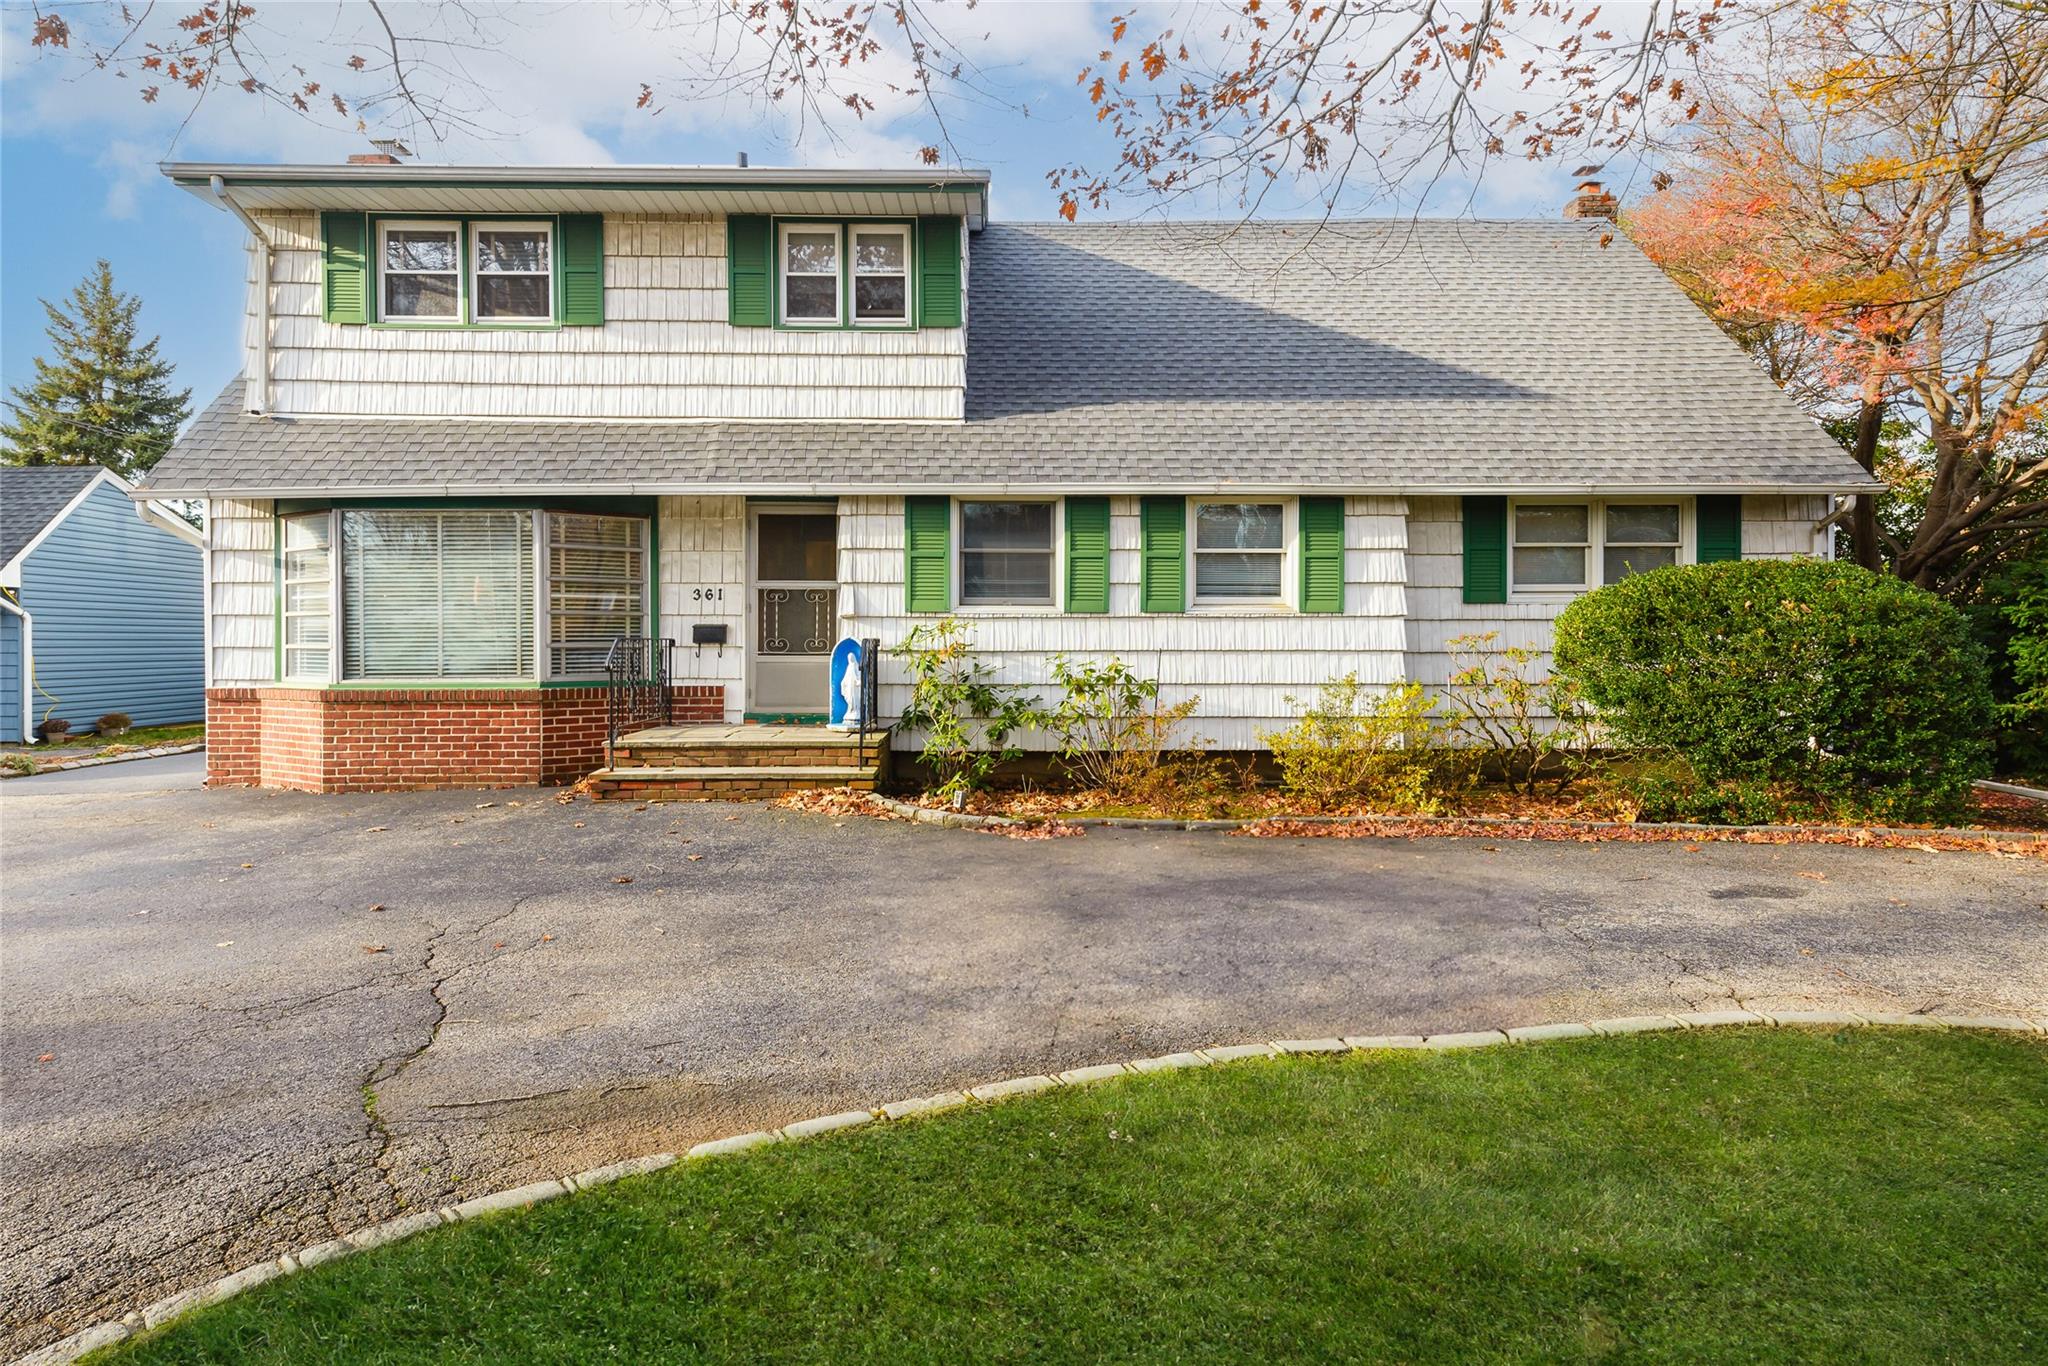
[{"xmin": 141, "ymin": 219, "xmax": 1875, "ymax": 498}]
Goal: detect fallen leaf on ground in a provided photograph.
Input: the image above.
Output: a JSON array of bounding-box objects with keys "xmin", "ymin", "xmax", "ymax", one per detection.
[
  {"xmin": 1683, "ymin": 844, "xmax": 1703, "ymax": 853},
  {"xmin": 365, "ymin": 826, "xmax": 388, "ymax": 833},
  {"xmin": 363, "ymin": 944, "xmax": 387, "ymax": 954},
  {"xmin": 215, "ymin": 941, "xmax": 234, "ymax": 948},
  {"xmin": 1799, "ymin": 947, "xmax": 1816, "ymax": 956},
  {"xmin": 572, "ymin": 821, "xmax": 585, "ymax": 829},
  {"xmin": 613, "ymin": 875, "xmax": 634, "ymax": 884},
  {"xmin": 367, "ymin": 903, "xmax": 385, "ymax": 912},
  {"xmin": 36, "ymin": 1053, "xmax": 54, "ymax": 1063},
  {"xmin": 686, "ymin": 854, "xmax": 705, "ymax": 862},
  {"xmin": 239, "ymin": 862, "xmax": 253, "ymax": 869},
  {"xmin": 475, "ymin": 802, "xmax": 495, "ymax": 809},
  {"xmin": 493, "ymin": 941, "xmax": 506, "ymax": 950},
  {"xmin": 1796, "ymin": 871, "xmax": 1827, "ymax": 881},
  {"xmin": 724, "ymin": 815, "xmax": 740, "ymax": 822},
  {"xmin": 541, "ymin": 933, "xmax": 555, "ymax": 943}
]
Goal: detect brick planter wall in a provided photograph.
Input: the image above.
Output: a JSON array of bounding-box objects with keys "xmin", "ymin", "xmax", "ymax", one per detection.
[{"xmin": 204, "ymin": 684, "xmax": 726, "ymax": 792}]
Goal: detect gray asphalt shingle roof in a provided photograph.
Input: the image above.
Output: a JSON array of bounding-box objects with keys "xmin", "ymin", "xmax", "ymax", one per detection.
[
  {"xmin": 141, "ymin": 219, "xmax": 1875, "ymax": 497},
  {"xmin": 1, "ymin": 465, "xmax": 102, "ymax": 564}
]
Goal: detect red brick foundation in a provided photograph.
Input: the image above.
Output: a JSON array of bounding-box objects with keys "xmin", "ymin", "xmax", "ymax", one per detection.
[{"xmin": 205, "ymin": 685, "xmax": 725, "ymax": 792}]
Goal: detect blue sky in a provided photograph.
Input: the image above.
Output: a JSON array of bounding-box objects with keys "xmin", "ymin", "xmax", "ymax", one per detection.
[{"xmin": 1, "ymin": 1, "xmax": 1599, "ymax": 416}]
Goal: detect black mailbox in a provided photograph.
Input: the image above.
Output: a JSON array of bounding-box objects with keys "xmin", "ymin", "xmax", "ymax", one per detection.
[{"xmin": 691, "ymin": 623, "xmax": 728, "ymax": 646}]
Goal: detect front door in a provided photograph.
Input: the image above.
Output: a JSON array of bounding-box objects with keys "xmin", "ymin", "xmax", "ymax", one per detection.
[{"xmin": 748, "ymin": 505, "xmax": 838, "ymax": 716}]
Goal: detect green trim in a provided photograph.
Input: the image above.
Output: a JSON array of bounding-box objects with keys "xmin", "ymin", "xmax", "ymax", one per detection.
[
  {"xmin": 903, "ymin": 496, "xmax": 951, "ymax": 613},
  {"xmin": 1298, "ymin": 497, "xmax": 1345, "ymax": 614},
  {"xmin": 325, "ymin": 679, "xmax": 543, "ymax": 691},
  {"xmin": 347, "ymin": 212, "xmax": 590, "ymax": 329},
  {"xmin": 559, "ymin": 212, "xmax": 606, "ymax": 325},
  {"xmin": 728, "ymin": 214, "xmax": 773, "ymax": 327},
  {"xmin": 1697, "ymin": 495, "xmax": 1743, "ymax": 563},
  {"xmin": 272, "ymin": 514, "xmax": 286, "ymax": 682},
  {"xmin": 745, "ymin": 711, "xmax": 829, "ymax": 724},
  {"xmin": 917, "ymin": 216, "xmax": 963, "ymax": 328},
  {"xmin": 320, "ymin": 211, "xmax": 369, "ymax": 324},
  {"xmin": 1139, "ymin": 497, "xmax": 1187, "ymax": 613},
  {"xmin": 1462, "ymin": 496, "xmax": 1508, "ymax": 605},
  {"xmin": 1063, "ymin": 496, "xmax": 1111, "ymax": 614}
]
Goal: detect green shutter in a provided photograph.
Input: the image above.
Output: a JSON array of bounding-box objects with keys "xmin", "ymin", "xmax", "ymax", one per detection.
[
  {"xmin": 1697, "ymin": 495, "xmax": 1742, "ymax": 562},
  {"xmin": 1462, "ymin": 496, "xmax": 1507, "ymax": 605},
  {"xmin": 727, "ymin": 214, "xmax": 772, "ymax": 327},
  {"xmin": 558, "ymin": 213, "xmax": 604, "ymax": 325},
  {"xmin": 917, "ymin": 216, "xmax": 963, "ymax": 328},
  {"xmin": 1299, "ymin": 497, "xmax": 1345, "ymax": 613},
  {"xmin": 1139, "ymin": 497, "xmax": 1186, "ymax": 613},
  {"xmin": 1064, "ymin": 497, "xmax": 1111, "ymax": 613},
  {"xmin": 904, "ymin": 496, "xmax": 950, "ymax": 613},
  {"xmin": 320, "ymin": 211, "xmax": 369, "ymax": 325}
]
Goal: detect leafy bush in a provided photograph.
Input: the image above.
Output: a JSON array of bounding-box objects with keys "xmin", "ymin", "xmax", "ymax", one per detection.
[
  {"xmin": 1042, "ymin": 655, "xmax": 1199, "ymax": 800},
  {"xmin": 891, "ymin": 618, "xmax": 1041, "ymax": 801},
  {"xmin": 1441, "ymin": 632, "xmax": 1595, "ymax": 794},
  {"xmin": 1553, "ymin": 560, "xmax": 1994, "ymax": 822},
  {"xmin": 1969, "ymin": 550, "xmax": 2048, "ymax": 780},
  {"xmin": 96, "ymin": 711, "xmax": 132, "ymax": 735},
  {"xmin": 1263, "ymin": 675, "xmax": 1449, "ymax": 812}
]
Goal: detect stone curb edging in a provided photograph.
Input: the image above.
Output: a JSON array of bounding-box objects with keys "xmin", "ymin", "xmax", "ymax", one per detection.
[
  {"xmin": 18, "ymin": 1012, "xmax": 2046, "ymax": 1366},
  {"xmin": 0, "ymin": 742, "xmax": 205, "ymax": 780},
  {"xmin": 863, "ymin": 791, "xmax": 2048, "ymax": 844}
]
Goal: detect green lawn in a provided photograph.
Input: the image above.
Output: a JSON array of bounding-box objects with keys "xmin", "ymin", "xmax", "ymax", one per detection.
[
  {"xmin": 105, "ymin": 1029, "xmax": 2045, "ymax": 1364},
  {"xmin": 8, "ymin": 723, "xmax": 203, "ymax": 756}
]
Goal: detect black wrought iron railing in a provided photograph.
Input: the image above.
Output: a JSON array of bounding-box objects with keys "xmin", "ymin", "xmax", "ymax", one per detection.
[
  {"xmin": 857, "ymin": 635, "xmax": 881, "ymax": 771},
  {"xmin": 604, "ymin": 636, "xmax": 675, "ymax": 767}
]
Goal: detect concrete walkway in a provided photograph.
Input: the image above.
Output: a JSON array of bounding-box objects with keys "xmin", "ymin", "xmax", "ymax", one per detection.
[{"xmin": 3, "ymin": 778, "xmax": 2043, "ymax": 1357}]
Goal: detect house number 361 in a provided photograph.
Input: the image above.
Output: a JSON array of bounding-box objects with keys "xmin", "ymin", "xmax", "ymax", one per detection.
[{"xmin": 691, "ymin": 587, "xmax": 725, "ymax": 603}]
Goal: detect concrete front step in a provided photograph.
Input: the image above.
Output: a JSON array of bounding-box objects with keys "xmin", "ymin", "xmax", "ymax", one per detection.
[
  {"xmin": 588, "ymin": 765, "xmax": 878, "ymax": 801},
  {"xmin": 610, "ymin": 723, "xmax": 885, "ymax": 771}
]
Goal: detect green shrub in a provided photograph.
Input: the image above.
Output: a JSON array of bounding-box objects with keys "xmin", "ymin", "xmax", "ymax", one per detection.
[
  {"xmin": 96, "ymin": 711, "xmax": 133, "ymax": 735},
  {"xmin": 1042, "ymin": 655, "xmax": 1199, "ymax": 800},
  {"xmin": 1263, "ymin": 676, "xmax": 1449, "ymax": 812},
  {"xmin": 1441, "ymin": 632, "xmax": 1595, "ymax": 794},
  {"xmin": 1553, "ymin": 560, "xmax": 1994, "ymax": 822},
  {"xmin": 891, "ymin": 618, "xmax": 1041, "ymax": 801},
  {"xmin": 1969, "ymin": 550, "xmax": 2048, "ymax": 780}
]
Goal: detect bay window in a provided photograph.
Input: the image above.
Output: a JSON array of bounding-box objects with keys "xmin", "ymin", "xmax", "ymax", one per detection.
[
  {"xmin": 280, "ymin": 513, "xmax": 333, "ymax": 680},
  {"xmin": 1193, "ymin": 502, "xmax": 1287, "ymax": 603},
  {"xmin": 959, "ymin": 501, "xmax": 1055, "ymax": 605},
  {"xmin": 546, "ymin": 514, "xmax": 648, "ymax": 676}
]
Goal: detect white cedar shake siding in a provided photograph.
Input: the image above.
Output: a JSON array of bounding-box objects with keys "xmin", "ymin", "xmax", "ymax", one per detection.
[
  {"xmin": 1403, "ymin": 495, "xmax": 1832, "ymax": 688},
  {"xmin": 659, "ymin": 496, "xmax": 747, "ymax": 715},
  {"xmin": 245, "ymin": 212, "xmax": 966, "ymax": 420},
  {"xmin": 208, "ymin": 499, "xmax": 276, "ymax": 685},
  {"xmin": 839, "ymin": 496, "xmax": 1409, "ymax": 751}
]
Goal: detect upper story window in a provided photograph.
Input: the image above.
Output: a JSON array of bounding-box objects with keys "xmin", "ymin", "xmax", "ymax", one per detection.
[
  {"xmin": 782, "ymin": 226, "xmax": 842, "ymax": 325},
  {"xmin": 777, "ymin": 221, "xmax": 915, "ymax": 328},
  {"xmin": 472, "ymin": 222, "xmax": 553, "ymax": 322},
  {"xmin": 959, "ymin": 501, "xmax": 1055, "ymax": 606},
  {"xmin": 851, "ymin": 226, "xmax": 910, "ymax": 323},
  {"xmin": 1193, "ymin": 501, "xmax": 1288, "ymax": 604},
  {"xmin": 380, "ymin": 220, "xmax": 462, "ymax": 322},
  {"xmin": 1511, "ymin": 500, "xmax": 1685, "ymax": 593}
]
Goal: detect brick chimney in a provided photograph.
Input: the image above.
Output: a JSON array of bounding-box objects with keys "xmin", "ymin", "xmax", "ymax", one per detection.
[
  {"xmin": 347, "ymin": 153, "xmax": 400, "ymax": 165},
  {"xmin": 1564, "ymin": 177, "xmax": 1618, "ymax": 221}
]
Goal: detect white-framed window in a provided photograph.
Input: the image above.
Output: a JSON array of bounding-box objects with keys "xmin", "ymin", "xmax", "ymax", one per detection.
[
  {"xmin": 471, "ymin": 221, "xmax": 553, "ymax": 323},
  {"xmin": 958, "ymin": 500, "xmax": 1057, "ymax": 606},
  {"xmin": 1509, "ymin": 500, "xmax": 1690, "ymax": 594},
  {"xmin": 851, "ymin": 225, "xmax": 911, "ymax": 324},
  {"xmin": 1601, "ymin": 503, "xmax": 1682, "ymax": 582},
  {"xmin": 1192, "ymin": 501, "xmax": 1289, "ymax": 604},
  {"xmin": 780, "ymin": 223, "xmax": 842, "ymax": 325},
  {"xmin": 545, "ymin": 513, "xmax": 648, "ymax": 677},
  {"xmin": 280, "ymin": 512, "xmax": 334, "ymax": 681},
  {"xmin": 340, "ymin": 509, "xmax": 536, "ymax": 679},
  {"xmin": 378, "ymin": 220, "xmax": 462, "ymax": 322},
  {"xmin": 1510, "ymin": 503, "xmax": 1593, "ymax": 591}
]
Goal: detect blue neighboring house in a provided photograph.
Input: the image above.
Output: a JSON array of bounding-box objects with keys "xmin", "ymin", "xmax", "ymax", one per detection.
[{"xmin": 0, "ymin": 465, "xmax": 204, "ymax": 741}]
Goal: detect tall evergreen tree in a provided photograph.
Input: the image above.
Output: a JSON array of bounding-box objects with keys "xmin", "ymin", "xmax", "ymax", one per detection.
[{"xmin": 2, "ymin": 260, "xmax": 191, "ymax": 477}]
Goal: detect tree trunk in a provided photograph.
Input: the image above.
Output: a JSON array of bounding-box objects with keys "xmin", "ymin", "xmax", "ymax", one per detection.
[{"xmin": 1848, "ymin": 398, "xmax": 1885, "ymax": 572}]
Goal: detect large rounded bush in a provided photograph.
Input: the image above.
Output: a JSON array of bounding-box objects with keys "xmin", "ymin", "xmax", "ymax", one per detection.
[{"xmin": 1553, "ymin": 559, "xmax": 1994, "ymax": 821}]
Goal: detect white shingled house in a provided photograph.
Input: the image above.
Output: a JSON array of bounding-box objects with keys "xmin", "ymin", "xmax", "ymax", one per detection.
[{"xmin": 138, "ymin": 159, "xmax": 1876, "ymax": 794}]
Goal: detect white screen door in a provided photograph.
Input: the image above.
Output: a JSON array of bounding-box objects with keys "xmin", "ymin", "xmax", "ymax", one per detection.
[{"xmin": 749, "ymin": 506, "xmax": 838, "ymax": 714}]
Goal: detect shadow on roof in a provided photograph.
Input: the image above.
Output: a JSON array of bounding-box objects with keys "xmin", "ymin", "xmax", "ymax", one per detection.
[{"xmin": 965, "ymin": 227, "xmax": 1541, "ymax": 419}]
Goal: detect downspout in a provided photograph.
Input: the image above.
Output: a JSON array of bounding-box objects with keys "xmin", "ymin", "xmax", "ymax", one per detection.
[
  {"xmin": 209, "ymin": 175, "xmax": 271, "ymax": 416},
  {"xmin": 2, "ymin": 594, "xmax": 32, "ymax": 744}
]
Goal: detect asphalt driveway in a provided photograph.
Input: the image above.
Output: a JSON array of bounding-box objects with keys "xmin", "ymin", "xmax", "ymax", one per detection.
[{"xmin": 3, "ymin": 759, "xmax": 2045, "ymax": 1357}]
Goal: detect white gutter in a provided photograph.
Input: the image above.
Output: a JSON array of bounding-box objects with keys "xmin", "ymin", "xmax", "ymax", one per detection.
[
  {"xmin": 210, "ymin": 175, "xmax": 271, "ymax": 417},
  {"xmin": 130, "ymin": 480, "xmax": 1889, "ymax": 501},
  {"xmin": 135, "ymin": 497, "xmax": 205, "ymax": 547}
]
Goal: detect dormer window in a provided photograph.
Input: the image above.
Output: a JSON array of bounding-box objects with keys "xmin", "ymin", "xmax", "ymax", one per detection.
[
  {"xmin": 776, "ymin": 221, "xmax": 915, "ymax": 327},
  {"xmin": 379, "ymin": 220, "xmax": 461, "ymax": 321},
  {"xmin": 472, "ymin": 222, "xmax": 553, "ymax": 321}
]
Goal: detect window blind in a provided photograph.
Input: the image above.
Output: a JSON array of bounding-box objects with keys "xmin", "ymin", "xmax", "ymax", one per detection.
[
  {"xmin": 546, "ymin": 513, "xmax": 647, "ymax": 677},
  {"xmin": 341, "ymin": 509, "xmax": 534, "ymax": 679}
]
